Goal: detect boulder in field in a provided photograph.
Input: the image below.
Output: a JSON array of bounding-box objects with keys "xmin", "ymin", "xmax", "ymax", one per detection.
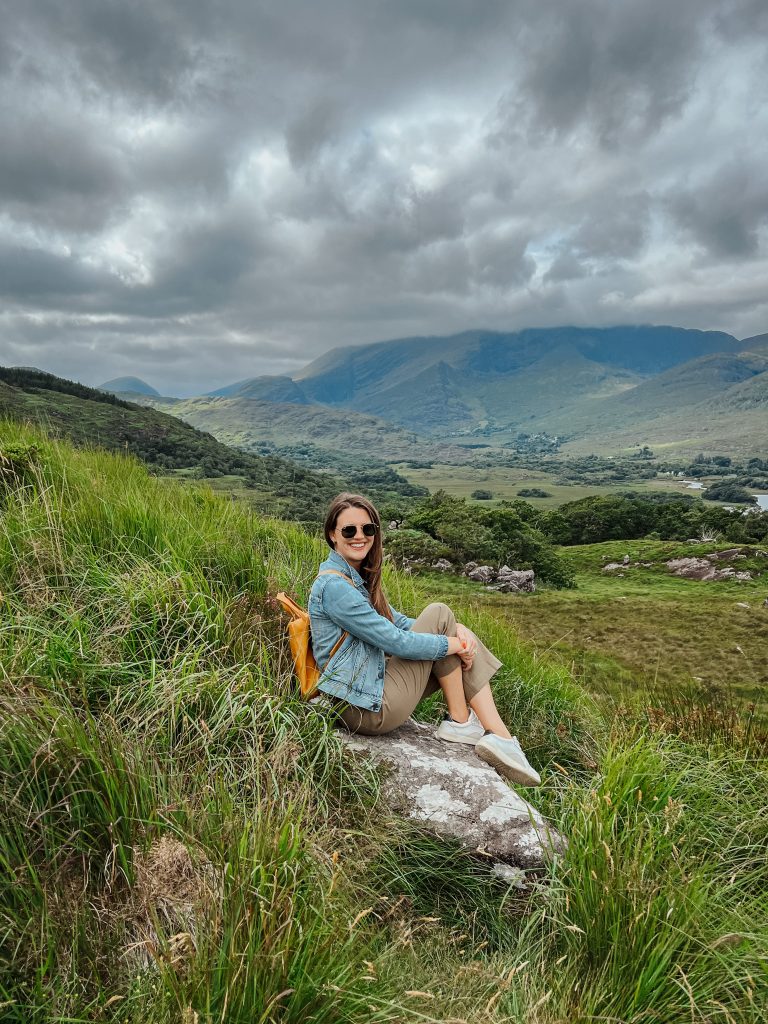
[
  {"xmin": 490, "ymin": 567, "xmax": 536, "ymax": 593},
  {"xmin": 666, "ymin": 557, "xmax": 752, "ymax": 582},
  {"xmin": 338, "ymin": 719, "xmax": 563, "ymax": 868},
  {"xmin": 467, "ymin": 565, "xmax": 496, "ymax": 583}
]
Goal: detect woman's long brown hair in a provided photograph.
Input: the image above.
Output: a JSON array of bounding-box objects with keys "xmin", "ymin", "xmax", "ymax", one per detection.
[{"xmin": 323, "ymin": 492, "xmax": 393, "ymax": 622}]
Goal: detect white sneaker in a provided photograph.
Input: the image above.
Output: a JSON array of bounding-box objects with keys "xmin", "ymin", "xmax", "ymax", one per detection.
[
  {"xmin": 435, "ymin": 708, "xmax": 485, "ymax": 745},
  {"xmin": 474, "ymin": 734, "xmax": 541, "ymax": 786}
]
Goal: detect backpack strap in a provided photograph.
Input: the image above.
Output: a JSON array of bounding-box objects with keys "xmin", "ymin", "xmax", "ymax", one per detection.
[
  {"xmin": 318, "ymin": 569, "xmax": 357, "ymax": 584},
  {"xmin": 316, "ymin": 569, "xmax": 357, "ymax": 662}
]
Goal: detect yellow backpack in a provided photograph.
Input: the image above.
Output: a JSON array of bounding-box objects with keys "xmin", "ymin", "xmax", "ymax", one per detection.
[{"xmin": 276, "ymin": 570, "xmax": 354, "ymax": 699}]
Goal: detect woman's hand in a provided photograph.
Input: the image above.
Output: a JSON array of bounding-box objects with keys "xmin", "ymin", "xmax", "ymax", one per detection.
[{"xmin": 455, "ymin": 623, "xmax": 478, "ymax": 671}]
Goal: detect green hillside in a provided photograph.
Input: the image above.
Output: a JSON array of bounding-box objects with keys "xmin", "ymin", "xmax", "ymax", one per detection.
[
  {"xmin": 0, "ymin": 422, "xmax": 765, "ymax": 1021},
  {"xmin": 538, "ymin": 351, "xmax": 768, "ymax": 455},
  {"xmin": 141, "ymin": 393, "xmax": 475, "ymax": 463},
  {"xmin": 0, "ymin": 366, "xmax": 347, "ymax": 520},
  {"xmin": 0, "ymin": 366, "xmax": 262, "ymax": 471},
  {"xmin": 0, "ymin": 366, "xmax": 433, "ymax": 522}
]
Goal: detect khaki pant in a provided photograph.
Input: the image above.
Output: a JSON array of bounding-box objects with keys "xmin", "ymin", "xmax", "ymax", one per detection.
[{"xmin": 337, "ymin": 602, "xmax": 502, "ymax": 735}]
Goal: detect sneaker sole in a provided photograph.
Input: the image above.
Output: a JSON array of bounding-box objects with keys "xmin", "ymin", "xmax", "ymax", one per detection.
[{"xmin": 475, "ymin": 741, "xmax": 541, "ymax": 786}]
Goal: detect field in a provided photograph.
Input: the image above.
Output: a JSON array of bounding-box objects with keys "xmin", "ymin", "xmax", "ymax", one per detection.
[
  {"xmin": 391, "ymin": 462, "xmax": 727, "ymax": 508},
  {"xmin": 422, "ymin": 539, "xmax": 768, "ymax": 710},
  {"xmin": 1, "ymin": 423, "xmax": 766, "ymax": 1023}
]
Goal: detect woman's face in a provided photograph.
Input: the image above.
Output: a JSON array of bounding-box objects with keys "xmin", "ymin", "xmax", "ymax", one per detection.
[{"xmin": 330, "ymin": 505, "xmax": 376, "ymax": 569}]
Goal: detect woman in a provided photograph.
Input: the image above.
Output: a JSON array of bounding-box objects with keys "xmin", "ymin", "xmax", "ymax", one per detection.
[{"xmin": 309, "ymin": 493, "xmax": 540, "ymax": 786}]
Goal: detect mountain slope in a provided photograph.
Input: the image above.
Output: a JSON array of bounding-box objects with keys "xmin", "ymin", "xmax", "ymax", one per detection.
[
  {"xmin": 146, "ymin": 394, "xmax": 475, "ymax": 462},
  {"xmin": 207, "ymin": 375, "xmax": 309, "ymax": 402},
  {"xmin": 293, "ymin": 325, "xmax": 739, "ymax": 434},
  {"xmin": 547, "ymin": 355, "xmax": 768, "ymax": 456}
]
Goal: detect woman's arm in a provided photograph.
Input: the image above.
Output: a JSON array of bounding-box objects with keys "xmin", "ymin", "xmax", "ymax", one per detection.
[{"xmin": 321, "ymin": 577, "xmax": 454, "ymax": 660}]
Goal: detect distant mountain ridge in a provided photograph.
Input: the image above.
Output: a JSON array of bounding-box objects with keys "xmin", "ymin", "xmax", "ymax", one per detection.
[
  {"xmin": 207, "ymin": 375, "xmax": 309, "ymax": 403},
  {"xmin": 96, "ymin": 323, "xmax": 768, "ymax": 457}
]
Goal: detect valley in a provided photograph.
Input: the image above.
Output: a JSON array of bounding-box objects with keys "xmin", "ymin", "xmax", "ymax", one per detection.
[{"xmin": 390, "ymin": 461, "xmax": 738, "ymax": 508}]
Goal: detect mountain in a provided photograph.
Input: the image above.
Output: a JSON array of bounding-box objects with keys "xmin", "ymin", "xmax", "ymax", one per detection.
[
  {"xmin": 542, "ymin": 352, "xmax": 768, "ymax": 456},
  {"xmin": 0, "ymin": 366, "xmax": 432, "ymax": 519},
  {"xmin": 293, "ymin": 325, "xmax": 738, "ymax": 434},
  {"xmin": 542, "ymin": 351, "xmax": 768, "ymax": 434},
  {"xmin": 125, "ymin": 323, "xmax": 766, "ymax": 460},
  {"xmin": 98, "ymin": 376, "xmax": 160, "ymax": 396},
  {"xmin": 739, "ymin": 332, "xmax": 768, "ymax": 354}
]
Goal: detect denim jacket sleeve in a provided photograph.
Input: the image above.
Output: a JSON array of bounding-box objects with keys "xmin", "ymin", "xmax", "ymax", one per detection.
[{"xmin": 321, "ymin": 577, "xmax": 448, "ymax": 660}]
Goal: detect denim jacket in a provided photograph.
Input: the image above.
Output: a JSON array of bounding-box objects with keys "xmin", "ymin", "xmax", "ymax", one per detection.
[{"xmin": 309, "ymin": 549, "xmax": 449, "ymax": 711}]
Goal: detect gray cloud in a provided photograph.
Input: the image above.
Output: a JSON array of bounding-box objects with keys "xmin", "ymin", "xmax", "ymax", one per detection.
[
  {"xmin": 667, "ymin": 159, "xmax": 768, "ymax": 259},
  {"xmin": 1, "ymin": 0, "xmax": 767, "ymax": 394}
]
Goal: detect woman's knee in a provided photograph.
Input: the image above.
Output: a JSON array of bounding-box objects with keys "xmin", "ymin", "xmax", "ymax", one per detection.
[{"xmin": 422, "ymin": 601, "xmax": 456, "ymax": 633}]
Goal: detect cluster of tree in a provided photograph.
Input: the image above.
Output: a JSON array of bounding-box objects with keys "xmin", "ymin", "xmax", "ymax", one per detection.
[
  {"xmin": 517, "ymin": 487, "xmax": 551, "ymax": 498},
  {"xmin": 473, "ymin": 450, "xmax": 659, "ymax": 484},
  {"xmin": 702, "ymin": 482, "xmax": 757, "ymax": 504},
  {"xmin": 0, "ymin": 366, "xmax": 131, "ymax": 409},
  {"xmin": 386, "ymin": 491, "xmax": 575, "ymax": 588},
  {"xmin": 658, "ymin": 454, "xmax": 768, "ymax": 488},
  {"xmin": 524, "ymin": 493, "xmax": 768, "ymax": 546}
]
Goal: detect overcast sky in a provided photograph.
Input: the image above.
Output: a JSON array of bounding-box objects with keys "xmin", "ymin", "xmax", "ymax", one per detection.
[{"xmin": 1, "ymin": 0, "xmax": 767, "ymax": 395}]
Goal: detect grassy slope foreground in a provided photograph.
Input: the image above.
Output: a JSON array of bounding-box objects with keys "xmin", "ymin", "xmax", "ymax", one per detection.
[
  {"xmin": 0, "ymin": 367, "xmax": 345, "ymax": 522},
  {"xmin": 0, "ymin": 422, "xmax": 766, "ymax": 1023}
]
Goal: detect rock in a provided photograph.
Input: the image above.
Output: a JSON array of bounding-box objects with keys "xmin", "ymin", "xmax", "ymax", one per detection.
[
  {"xmin": 338, "ymin": 720, "xmax": 562, "ymax": 868},
  {"xmin": 602, "ymin": 562, "xmax": 622, "ymax": 572},
  {"xmin": 388, "ymin": 520, "xmax": 399, "ymax": 530},
  {"xmin": 463, "ymin": 561, "xmax": 479, "ymax": 575},
  {"xmin": 467, "ymin": 565, "xmax": 496, "ymax": 583},
  {"xmin": 489, "ymin": 568, "xmax": 536, "ymax": 593},
  {"xmin": 665, "ymin": 557, "xmax": 752, "ymax": 582},
  {"xmin": 735, "ymin": 602, "xmax": 750, "ymax": 609},
  {"xmin": 622, "ymin": 554, "xmax": 630, "ymax": 564},
  {"xmin": 763, "ymin": 598, "xmax": 768, "ymax": 608},
  {"xmin": 706, "ymin": 548, "xmax": 748, "ymax": 561},
  {"xmin": 432, "ymin": 558, "xmax": 454, "ymax": 572},
  {"xmin": 490, "ymin": 863, "xmax": 527, "ymax": 887}
]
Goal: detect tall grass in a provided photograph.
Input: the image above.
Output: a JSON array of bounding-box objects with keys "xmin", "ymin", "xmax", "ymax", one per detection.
[{"xmin": 0, "ymin": 421, "xmax": 766, "ymax": 1022}]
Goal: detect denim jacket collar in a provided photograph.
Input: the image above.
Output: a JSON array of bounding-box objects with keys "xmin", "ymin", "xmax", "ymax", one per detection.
[{"xmin": 323, "ymin": 547, "xmax": 366, "ymax": 588}]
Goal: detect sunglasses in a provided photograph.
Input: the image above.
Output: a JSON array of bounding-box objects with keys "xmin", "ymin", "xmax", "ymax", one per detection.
[{"xmin": 339, "ymin": 523, "xmax": 378, "ymax": 539}]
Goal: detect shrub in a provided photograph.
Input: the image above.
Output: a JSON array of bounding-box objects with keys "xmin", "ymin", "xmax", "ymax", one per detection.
[
  {"xmin": 703, "ymin": 481, "xmax": 757, "ymax": 504},
  {"xmin": 404, "ymin": 491, "xmax": 575, "ymax": 587}
]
